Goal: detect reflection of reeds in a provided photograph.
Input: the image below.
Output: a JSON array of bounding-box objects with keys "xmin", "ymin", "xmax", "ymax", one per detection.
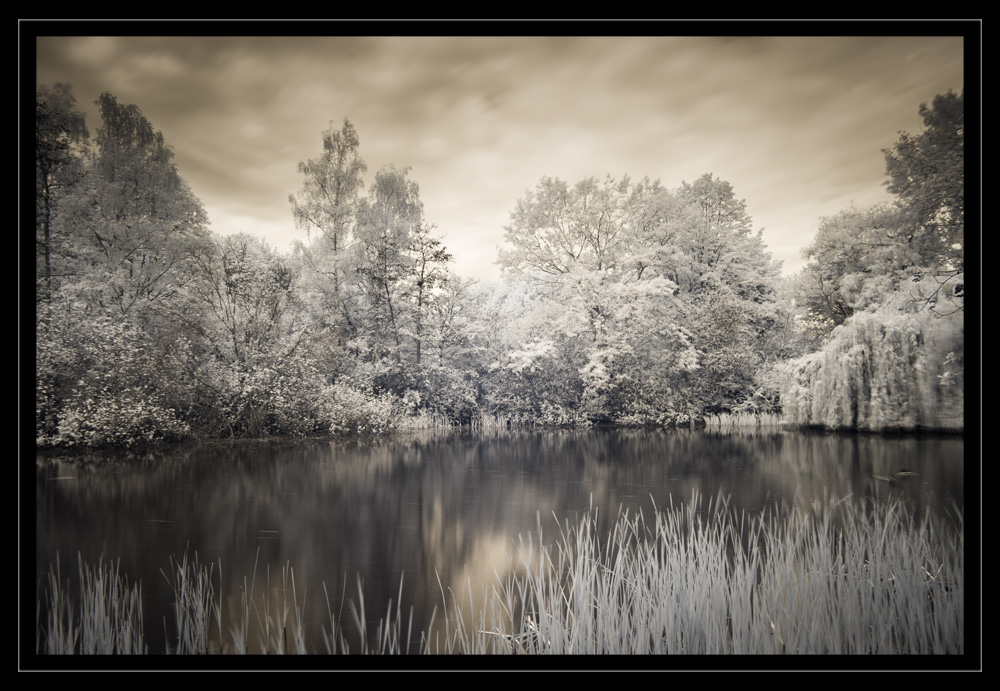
[{"xmin": 36, "ymin": 494, "xmax": 963, "ymax": 655}]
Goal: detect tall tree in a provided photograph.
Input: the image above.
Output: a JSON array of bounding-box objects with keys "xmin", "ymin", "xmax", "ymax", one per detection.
[
  {"xmin": 289, "ymin": 118, "xmax": 368, "ymax": 342},
  {"xmin": 405, "ymin": 222, "xmax": 452, "ymax": 365},
  {"xmin": 35, "ymin": 83, "xmax": 89, "ymax": 302},
  {"xmin": 674, "ymin": 173, "xmax": 780, "ymax": 301},
  {"xmin": 593, "ymin": 174, "xmax": 783, "ymax": 418},
  {"xmin": 497, "ymin": 174, "xmax": 701, "ymax": 423},
  {"xmin": 37, "ymin": 90, "xmax": 213, "ymax": 445},
  {"xmin": 794, "ymin": 91, "xmax": 966, "ymax": 341},
  {"xmin": 777, "ymin": 90, "xmax": 965, "ymax": 431},
  {"xmin": 353, "ymin": 165, "xmax": 423, "ymax": 364},
  {"xmin": 179, "ymin": 233, "xmax": 309, "ymax": 436},
  {"xmin": 80, "ymin": 92, "xmax": 210, "ymax": 317},
  {"xmin": 794, "ymin": 203, "xmax": 904, "ymax": 340},
  {"xmin": 882, "ymin": 89, "xmax": 964, "ymax": 274},
  {"xmin": 499, "ymin": 175, "xmax": 658, "ymax": 288}
]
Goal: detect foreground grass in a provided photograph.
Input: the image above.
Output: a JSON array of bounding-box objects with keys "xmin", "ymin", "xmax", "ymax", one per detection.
[
  {"xmin": 36, "ymin": 493, "xmax": 963, "ymax": 655},
  {"xmin": 495, "ymin": 493, "xmax": 963, "ymax": 654},
  {"xmin": 37, "ymin": 554, "xmax": 146, "ymax": 655}
]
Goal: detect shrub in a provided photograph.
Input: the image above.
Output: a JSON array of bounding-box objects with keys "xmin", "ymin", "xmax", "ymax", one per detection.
[
  {"xmin": 52, "ymin": 386, "xmax": 190, "ymax": 448},
  {"xmin": 317, "ymin": 381, "xmax": 401, "ymax": 436}
]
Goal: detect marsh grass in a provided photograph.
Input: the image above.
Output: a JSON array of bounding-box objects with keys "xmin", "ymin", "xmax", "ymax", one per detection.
[
  {"xmin": 470, "ymin": 412, "xmax": 529, "ymax": 430},
  {"xmin": 161, "ymin": 550, "xmax": 222, "ymax": 654},
  {"xmin": 36, "ymin": 493, "xmax": 963, "ymax": 655},
  {"xmin": 497, "ymin": 492, "xmax": 963, "ymax": 654},
  {"xmin": 396, "ymin": 410, "xmax": 457, "ymax": 430},
  {"xmin": 703, "ymin": 412, "xmax": 783, "ymax": 431},
  {"xmin": 320, "ymin": 574, "xmax": 423, "ymax": 654},
  {"xmin": 37, "ymin": 553, "xmax": 146, "ymax": 655},
  {"xmin": 215, "ymin": 549, "xmax": 309, "ymax": 654}
]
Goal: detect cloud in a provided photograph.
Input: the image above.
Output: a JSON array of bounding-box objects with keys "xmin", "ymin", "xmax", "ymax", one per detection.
[{"xmin": 34, "ymin": 32, "xmax": 966, "ymax": 279}]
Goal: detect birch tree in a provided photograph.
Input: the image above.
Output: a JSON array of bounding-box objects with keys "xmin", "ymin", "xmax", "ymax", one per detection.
[{"xmin": 289, "ymin": 118, "xmax": 367, "ymax": 343}]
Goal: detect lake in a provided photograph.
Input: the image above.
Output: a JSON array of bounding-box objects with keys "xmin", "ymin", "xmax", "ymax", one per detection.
[{"xmin": 35, "ymin": 427, "xmax": 964, "ymax": 657}]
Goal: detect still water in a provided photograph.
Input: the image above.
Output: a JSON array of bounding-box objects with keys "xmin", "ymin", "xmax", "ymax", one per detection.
[{"xmin": 35, "ymin": 427, "xmax": 964, "ymax": 654}]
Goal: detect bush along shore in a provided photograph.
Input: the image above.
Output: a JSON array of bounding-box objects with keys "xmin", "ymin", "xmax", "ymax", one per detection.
[{"xmin": 35, "ymin": 493, "xmax": 963, "ymax": 656}]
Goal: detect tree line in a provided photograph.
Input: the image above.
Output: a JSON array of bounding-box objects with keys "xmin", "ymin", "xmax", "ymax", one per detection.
[{"xmin": 34, "ymin": 85, "xmax": 965, "ymax": 447}]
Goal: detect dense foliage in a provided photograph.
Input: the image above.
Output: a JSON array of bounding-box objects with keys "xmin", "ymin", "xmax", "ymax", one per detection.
[
  {"xmin": 491, "ymin": 173, "xmax": 785, "ymax": 425},
  {"xmin": 33, "ymin": 86, "xmax": 965, "ymax": 446},
  {"xmin": 775, "ymin": 90, "xmax": 965, "ymax": 430}
]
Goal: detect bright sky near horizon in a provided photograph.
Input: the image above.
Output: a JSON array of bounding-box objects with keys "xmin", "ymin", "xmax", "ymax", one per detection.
[{"xmin": 31, "ymin": 26, "xmax": 970, "ymax": 280}]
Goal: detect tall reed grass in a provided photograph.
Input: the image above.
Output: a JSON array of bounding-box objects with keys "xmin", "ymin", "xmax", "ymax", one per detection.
[
  {"xmin": 161, "ymin": 551, "xmax": 222, "ymax": 654},
  {"xmin": 36, "ymin": 554, "xmax": 146, "ymax": 655},
  {"xmin": 470, "ymin": 411, "xmax": 531, "ymax": 430},
  {"xmin": 36, "ymin": 493, "xmax": 963, "ymax": 656},
  {"xmin": 395, "ymin": 410, "xmax": 457, "ymax": 431},
  {"xmin": 481, "ymin": 492, "xmax": 963, "ymax": 654},
  {"xmin": 703, "ymin": 412, "xmax": 783, "ymax": 431}
]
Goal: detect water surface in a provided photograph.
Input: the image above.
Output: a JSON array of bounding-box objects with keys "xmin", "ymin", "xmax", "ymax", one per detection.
[{"xmin": 35, "ymin": 427, "xmax": 964, "ymax": 654}]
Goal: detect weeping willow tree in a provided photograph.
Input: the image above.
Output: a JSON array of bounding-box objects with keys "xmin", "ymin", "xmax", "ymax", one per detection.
[
  {"xmin": 777, "ymin": 91, "xmax": 965, "ymax": 432},
  {"xmin": 776, "ymin": 291, "xmax": 963, "ymax": 431}
]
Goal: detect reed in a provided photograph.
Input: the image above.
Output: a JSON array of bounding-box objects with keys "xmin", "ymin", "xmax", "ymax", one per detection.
[
  {"xmin": 396, "ymin": 410, "xmax": 457, "ymax": 430},
  {"xmin": 703, "ymin": 412, "xmax": 783, "ymax": 431},
  {"xmin": 228, "ymin": 550, "xmax": 258, "ymax": 654},
  {"xmin": 490, "ymin": 492, "xmax": 963, "ymax": 654},
  {"xmin": 37, "ymin": 555, "xmax": 78, "ymax": 655},
  {"xmin": 77, "ymin": 554, "xmax": 146, "ymax": 654},
  {"xmin": 274, "ymin": 561, "xmax": 308, "ymax": 654},
  {"xmin": 36, "ymin": 494, "xmax": 963, "ymax": 656},
  {"xmin": 161, "ymin": 550, "xmax": 222, "ymax": 654},
  {"xmin": 470, "ymin": 411, "xmax": 537, "ymax": 430},
  {"xmin": 226, "ymin": 552, "xmax": 309, "ymax": 654},
  {"xmin": 36, "ymin": 553, "xmax": 146, "ymax": 654}
]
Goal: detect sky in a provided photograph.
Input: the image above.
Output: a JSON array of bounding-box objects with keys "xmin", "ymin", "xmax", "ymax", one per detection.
[{"xmin": 30, "ymin": 23, "xmax": 971, "ymax": 281}]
